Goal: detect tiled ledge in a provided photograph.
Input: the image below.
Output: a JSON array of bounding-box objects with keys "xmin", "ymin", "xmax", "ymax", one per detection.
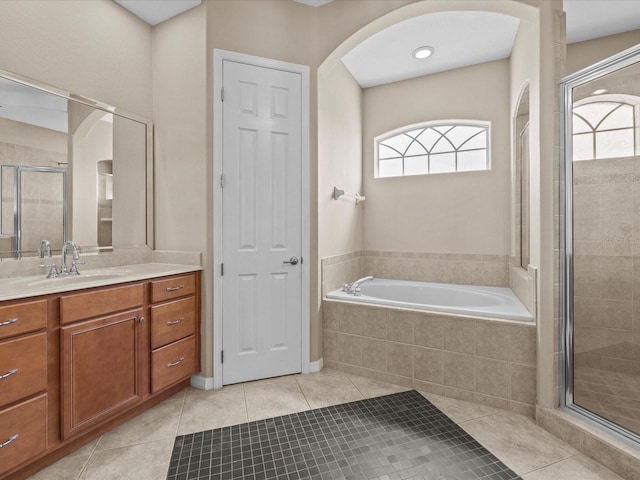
[{"xmin": 537, "ymin": 406, "xmax": 640, "ymax": 480}]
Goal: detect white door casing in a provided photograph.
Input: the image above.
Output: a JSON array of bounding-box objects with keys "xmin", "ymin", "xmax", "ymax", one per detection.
[{"xmin": 213, "ymin": 50, "xmax": 310, "ymax": 387}]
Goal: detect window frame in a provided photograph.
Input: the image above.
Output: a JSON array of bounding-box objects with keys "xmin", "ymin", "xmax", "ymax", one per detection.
[
  {"xmin": 374, "ymin": 120, "xmax": 491, "ymax": 178},
  {"xmin": 572, "ymin": 94, "xmax": 640, "ymax": 161}
]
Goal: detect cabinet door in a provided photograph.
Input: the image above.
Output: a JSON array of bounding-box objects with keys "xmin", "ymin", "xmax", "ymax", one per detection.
[{"xmin": 61, "ymin": 309, "xmax": 142, "ymax": 439}]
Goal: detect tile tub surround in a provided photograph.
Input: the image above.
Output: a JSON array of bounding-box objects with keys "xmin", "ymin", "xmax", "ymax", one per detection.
[
  {"xmin": 28, "ymin": 369, "xmax": 622, "ymax": 480},
  {"xmin": 168, "ymin": 390, "xmax": 521, "ymax": 480},
  {"xmin": 321, "ymin": 250, "xmax": 510, "ymax": 297},
  {"xmin": 323, "ymin": 300, "xmax": 537, "ymax": 416}
]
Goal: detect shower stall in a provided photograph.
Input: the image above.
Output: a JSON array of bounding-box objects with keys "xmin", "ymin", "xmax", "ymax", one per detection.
[
  {"xmin": 0, "ymin": 165, "xmax": 67, "ymax": 257},
  {"xmin": 561, "ymin": 44, "xmax": 640, "ymax": 443}
]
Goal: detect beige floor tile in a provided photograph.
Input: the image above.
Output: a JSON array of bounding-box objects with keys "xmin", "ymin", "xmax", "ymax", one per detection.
[
  {"xmin": 95, "ymin": 393, "xmax": 185, "ymax": 451},
  {"xmin": 240, "ymin": 374, "xmax": 299, "ymax": 388},
  {"xmin": 28, "ymin": 438, "xmax": 100, "ymax": 480},
  {"xmin": 244, "ymin": 381, "xmax": 310, "ymax": 421},
  {"xmin": 420, "ymin": 392, "xmax": 500, "ymax": 423},
  {"xmin": 296, "ymin": 372, "xmax": 363, "ymax": 408},
  {"xmin": 348, "ymin": 374, "xmax": 409, "ymax": 398},
  {"xmin": 177, "ymin": 384, "xmax": 247, "ymax": 435},
  {"xmin": 78, "ymin": 439, "xmax": 174, "ymax": 480},
  {"xmin": 460, "ymin": 411, "xmax": 576, "ymax": 475},
  {"xmin": 522, "ymin": 454, "xmax": 625, "ymax": 480}
]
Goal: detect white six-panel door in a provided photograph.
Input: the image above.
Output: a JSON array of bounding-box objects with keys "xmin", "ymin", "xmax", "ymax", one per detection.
[{"xmin": 221, "ymin": 60, "xmax": 303, "ymax": 385}]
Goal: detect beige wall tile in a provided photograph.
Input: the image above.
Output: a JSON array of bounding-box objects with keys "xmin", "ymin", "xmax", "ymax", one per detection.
[
  {"xmin": 511, "ymin": 363, "xmax": 536, "ymax": 404},
  {"xmin": 602, "ymin": 270, "xmax": 632, "ymax": 300},
  {"xmin": 472, "ymin": 393, "xmax": 510, "ymax": 411},
  {"xmin": 388, "ymin": 310, "xmax": 415, "ymax": 344},
  {"xmin": 443, "ymin": 352, "xmax": 475, "ymax": 391},
  {"xmin": 338, "ymin": 303, "xmax": 364, "ymax": 335},
  {"xmin": 323, "ymin": 330, "xmax": 337, "ymax": 362},
  {"xmin": 362, "ymin": 337, "xmax": 387, "ymax": 373},
  {"xmin": 414, "ymin": 313, "xmax": 445, "ymax": 349},
  {"xmin": 322, "ymin": 301, "xmax": 338, "ymax": 331},
  {"xmin": 387, "ymin": 342, "xmax": 413, "ymax": 378},
  {"xmin": 476, "ymin": 321, "xmax": 511, "ymax": 361},
  {"xmin": 413, "ymin": 346, "xmax": 443, "ymax": 384},
  {"xmin": 475, "ymin": 358, "xmax": 510, "ymax": 399},
  {"xmin": 361, "ymin": 307, "xmax": 388, "ymax": 339},
  {"xmin": 574, "ymin": 296, "xmax": 602, "ymax": 327},
  {"xmin": 443, "ymin": 317, "xmax": 476, "ymax": 355},
  {"xmin": 508, "ymin": 325, "xmax": 537, "ymax": 365},
  {"xmin": 337, "ymin": 333, "xmax": 362, "ymax": 366}
]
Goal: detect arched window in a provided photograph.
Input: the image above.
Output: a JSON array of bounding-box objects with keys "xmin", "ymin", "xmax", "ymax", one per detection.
[
  {"xmin": 375, "ymin": 121, "xmax": 490, "ymax": 178},
  {"xmin": 573, "ymin": 95, "xmax": 639, "ymax": 161}
]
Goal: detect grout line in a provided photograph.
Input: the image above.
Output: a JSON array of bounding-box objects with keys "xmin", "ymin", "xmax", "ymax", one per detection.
[
  {"xmin": 173, "ymin": 388, "xmax": 188, "ymax": 439},
  {"xmin": 75, "ymin": 435, "xmax": 103, "ymax": 480},
  {"xmin": 517, "ymin": 452, "xmax": 579, "ymax": 478}
]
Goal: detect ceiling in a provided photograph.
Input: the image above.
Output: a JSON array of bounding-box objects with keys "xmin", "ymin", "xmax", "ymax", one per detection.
[
  {"xmin": 564, "ymin": 0, "xmax": 640, "ymax": 44},
  {"xmin": 114, "ymin": 0, "xmax": 201, "ymax": 26},
  {"xmin": 342, "ymin": 11, "xmax": 520, "ymax": 88}
]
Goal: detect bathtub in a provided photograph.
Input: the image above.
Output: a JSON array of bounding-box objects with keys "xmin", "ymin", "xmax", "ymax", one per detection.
[{"xmin": 326, "ymin": 278, "xmax": 533, "ymax": 322}]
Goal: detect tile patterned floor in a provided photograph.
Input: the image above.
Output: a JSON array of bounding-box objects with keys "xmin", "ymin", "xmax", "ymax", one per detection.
[
  {"xmin": 168, "ymin": 390, "xmax": 520, "ymax": 480},
  {"xmin": 28, "ymin": 369, "xmax": 624, "ymax": 480}
]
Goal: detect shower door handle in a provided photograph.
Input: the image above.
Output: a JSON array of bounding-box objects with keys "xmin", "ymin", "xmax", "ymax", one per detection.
[{"xmin": 283, "ymin": 256, "xmax": 299, "ymax": 266}]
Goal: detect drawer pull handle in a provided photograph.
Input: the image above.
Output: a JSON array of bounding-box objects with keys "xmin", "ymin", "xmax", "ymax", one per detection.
[
  {"xmin": 0, "ymin": 434, "xmax": 18, "ymax": 448},
  {"xmin": 167, "ymin": 357, "xmax": 185, "ymax": 368},
  {"xmin": 166, "ymin": 317, "xmax": 185, "ymax": 326},
  {"xmin": 0, "ymin": 369, "xmax": 18, "ymax": 380},
  {"xmin": 0, "ymin": 317, "xmax": 18, "ymax": 327},
  {"xmin": 166, "ymin": 285, "xmax": 184, "ymax": 292}
]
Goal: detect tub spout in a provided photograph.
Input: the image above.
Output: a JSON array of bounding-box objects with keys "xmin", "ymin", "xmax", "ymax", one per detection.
[{"xmin": 347, "ymin": 276, "xmax": 373, "ymax": 295}]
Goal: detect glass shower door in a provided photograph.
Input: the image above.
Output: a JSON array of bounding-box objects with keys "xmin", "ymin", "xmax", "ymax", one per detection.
[{"xmin": 562, "ymin": 46, "xmax": 640, "ymax": 441}]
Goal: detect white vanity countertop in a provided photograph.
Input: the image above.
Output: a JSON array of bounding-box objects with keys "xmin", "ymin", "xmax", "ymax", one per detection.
[{"xmin": 0, "ymin": 263, "xmax": 202, "ymax": 302}]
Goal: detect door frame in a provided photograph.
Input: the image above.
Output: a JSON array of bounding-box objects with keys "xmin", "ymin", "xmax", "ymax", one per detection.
[{"xmin": 213, "ymin": 49, "xmax": 310, "ymax": 389}]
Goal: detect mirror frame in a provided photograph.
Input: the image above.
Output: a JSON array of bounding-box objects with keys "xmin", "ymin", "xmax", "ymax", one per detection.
[
  {"xmin": 0, "ymin": 68, "xmax": 154, "ymax": 254},
  {"xmin": 560, "ymin": 43, "xmax": 640, "ymax": 443}
]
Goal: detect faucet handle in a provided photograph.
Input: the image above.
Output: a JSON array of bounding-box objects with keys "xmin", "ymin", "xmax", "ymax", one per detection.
[
  {"xmin": 39, "ymin": 263, "xmax": 59, "ymax": 278},
  {"xmin": 69, "ymin": 259, "xmax": 85, "ymax": 275}
]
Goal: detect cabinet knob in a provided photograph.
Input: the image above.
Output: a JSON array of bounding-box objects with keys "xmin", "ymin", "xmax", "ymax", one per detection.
[{"xmin": 139, "ymin": 316, "xmax": 145, "ymax": 324}]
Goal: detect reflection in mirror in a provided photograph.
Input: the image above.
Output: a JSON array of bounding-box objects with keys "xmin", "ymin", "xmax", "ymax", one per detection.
[
  {"xmin": 564, "ymin": 52, "xmax": 640, "ymax": 440},
  {"xmin": 0, "ymin": 73, "xmax": 152, "ymax": 259}
]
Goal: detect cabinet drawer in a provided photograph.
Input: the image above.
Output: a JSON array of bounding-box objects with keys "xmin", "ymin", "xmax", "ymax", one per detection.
[
  {"xmin": 60, "ymin": 284, "xmax": 143, "ymax": 324},
  {"xmin": 151, "ymin": 335, "xmax": 196, "ymax": 393},
  {"xmin": 0, "ymin": 332, "xmax": 47, "ymax": 407},
  {"xmin": 0, "ymin": 394, "xmax": 47, "ymax": 475},
  {"xmin": 150, "ymin": 297, "xmax": 196, "ymax": 350},
  {"xmin": 0, "ymin": 299, "xmax": 46, "ymax": 341},
  {"xmin": 150, "ymin": 274, "xmax": 196, "ymax": 303}
]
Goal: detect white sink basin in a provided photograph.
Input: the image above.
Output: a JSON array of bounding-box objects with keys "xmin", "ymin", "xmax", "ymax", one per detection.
[{"xmin": 8, "ymin": 270, "xmax": 131, "ymax": 289}]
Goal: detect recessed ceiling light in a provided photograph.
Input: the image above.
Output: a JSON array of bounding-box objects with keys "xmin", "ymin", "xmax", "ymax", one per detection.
[
  {"xmin": 413, "ymin": 46, "xmax": 434, "ymax": 60},
  {"xmin": 593, "ymin": 88, "xmax": 608, "ymax": 95}
]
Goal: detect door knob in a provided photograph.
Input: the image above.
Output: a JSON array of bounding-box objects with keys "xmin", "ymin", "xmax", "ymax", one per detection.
[{"xmin": 283, "ymin": 256, "xmax": 299, "ymax": 266}]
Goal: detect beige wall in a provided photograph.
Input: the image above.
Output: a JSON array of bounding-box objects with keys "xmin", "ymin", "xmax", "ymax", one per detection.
[
  {"xmin": 317, "ymin": 62, "xmax": 363, "ymax": 259},
  {"xmin": 0, "ymin": 0, "xmax": 152, "ymax": 119},
  {"xmin": 567, "ymin": 30, "xmax": 640, "ymax": 75},
  {"xmin": 362, "ymin": 60, "xmax": 511, "ymax": 254}
]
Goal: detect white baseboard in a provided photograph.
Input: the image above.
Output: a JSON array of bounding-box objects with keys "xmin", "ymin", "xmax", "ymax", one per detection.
[
  {"xmin": 191, "ymin": 374, "xmax": 215, "ymax": 390},
  {"xmin": 309, "ymin": 358, "xmax": 323, "ymax": 373}
]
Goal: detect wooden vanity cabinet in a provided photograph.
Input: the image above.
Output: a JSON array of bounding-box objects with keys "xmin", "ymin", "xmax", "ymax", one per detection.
[
  {"xmin": 0, "ymin": 270, "xmax": 201, "ymax": 480},
  {"xmin": 0, "ymin": 299, "xmax": 48, "ymax": 477}
]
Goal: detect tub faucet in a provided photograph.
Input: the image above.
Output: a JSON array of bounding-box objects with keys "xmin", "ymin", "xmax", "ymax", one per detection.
[
  {"xmin": 61, "ymin": 241, "xmax": 83, "ymax": 276},
  {"xmin": 347, "ymin": 276, "xmax": 373, "ymax": 296}
]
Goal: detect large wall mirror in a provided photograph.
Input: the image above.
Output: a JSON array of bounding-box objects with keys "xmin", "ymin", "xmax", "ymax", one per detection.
[{"xmin": 0, "ymin": 71, "xmax": 153, "ymax": 258}]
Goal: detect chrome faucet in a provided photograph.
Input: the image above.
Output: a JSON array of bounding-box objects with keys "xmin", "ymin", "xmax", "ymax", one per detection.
[
  {"xmin": 60, "ymin": 241, "xmax": 83, "ymax": 276},
  {"xmin": 345, "ymin": 276, "xmax": 373, "ymax": 296},
  {"xmin": 38, "ymin": 239, "xmax": 59, "ymax": 278}
]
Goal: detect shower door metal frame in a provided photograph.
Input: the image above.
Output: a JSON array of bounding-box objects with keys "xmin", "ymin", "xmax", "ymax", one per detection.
[
  {"xmin": 560, "ymin": 43, "xmax": 640, "ymax": 444},
  {"xmin": 14, "ymin": 166, "xmax": 68, "ymax": 258}
]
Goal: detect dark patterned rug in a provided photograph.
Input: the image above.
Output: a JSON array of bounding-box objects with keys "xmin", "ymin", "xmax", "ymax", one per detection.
[{"xmin": 167, "ymin": 390, "xmax": 521, "ymax": 480}]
